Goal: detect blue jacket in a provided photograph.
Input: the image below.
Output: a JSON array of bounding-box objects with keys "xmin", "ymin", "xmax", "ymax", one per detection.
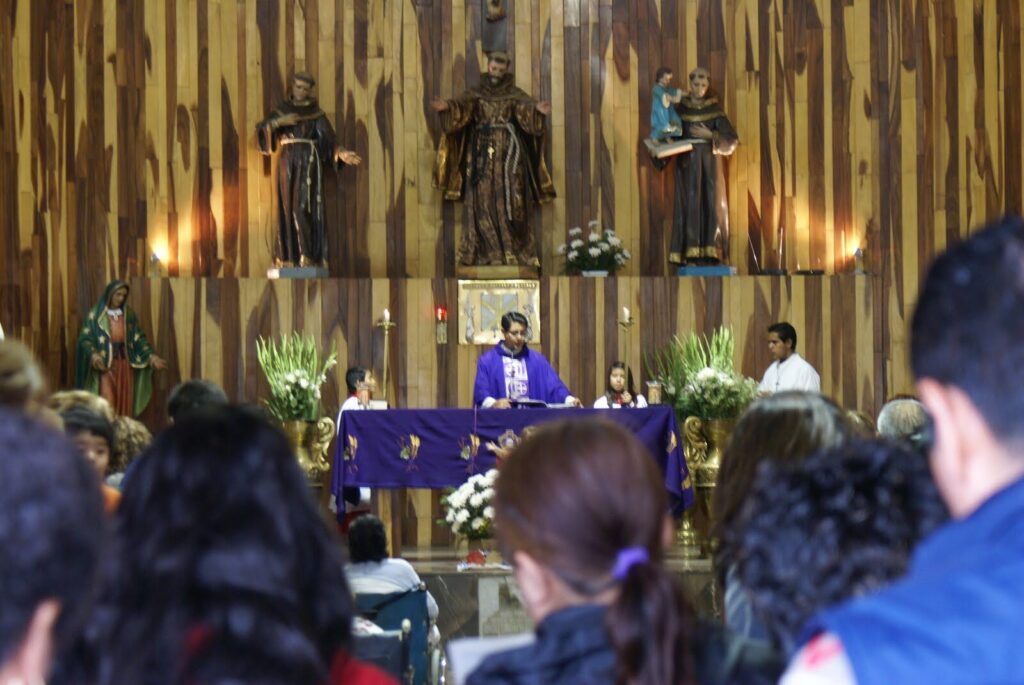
[
  {"xmin": 808, "ymin": 475, "xmax": 1024, "ymax": 685},
  {"xmin": 467, "ymin": 604, "xmax": 781, "ymax": 685}
]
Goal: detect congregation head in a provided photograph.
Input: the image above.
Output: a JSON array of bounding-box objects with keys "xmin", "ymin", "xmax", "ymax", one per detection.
[
  {"xmin": 93, "ymin": 404, "xmax": 355, "ymax": 684},
  {"xmin": 0, "ymin": 339, "xmax": 45, "ymax": 409},
  {"xmin": 911, "ymin": 215, "xmax": 1024, "ymax": 516},
  {"xmin": 877, "ymin": 398, "xmax": 929, "ymax": 443},
  {"xmin": 495, "ymin": 418, "xmax": 696, "ymax": 684},
  {"xmin": 0, "ymin": 410, "xmax": 105, "ymax": 683},
  {"xmin": 61, "ymin": 407, "xmax": 116, "ymax": 477},
  {"xmin": 347, "ymin": 514, "xmax": 389, "ymax": 564},
  {"xmin": 166, "ymin": 378, "xmax": 228, "ymax": 423},
  {"xmin": 715, "ymin": 391, "xmax": 853, "ymax": 553},
  {"xmin": 730, "ymin": 438, "xmax": 948, "ymax": 653}
]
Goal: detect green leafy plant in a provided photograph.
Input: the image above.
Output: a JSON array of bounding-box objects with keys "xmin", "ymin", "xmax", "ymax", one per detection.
[
  {"xmin": 647, "ymin": 327, "xmax": 758, "ymax": 420},
  {"xmin": 255, "ymin": 333, "xmax": 337, "ymax": 422}
]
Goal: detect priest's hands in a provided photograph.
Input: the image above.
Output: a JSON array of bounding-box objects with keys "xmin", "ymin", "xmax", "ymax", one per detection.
[
  {"xmin": 566, "ymin": 397, "xmax": 583, "ymax": 408},
  {"xmin": 535, "ymin": 101, "xmax": 552, "ymax": 116},
  {"xmin": 492, "ymin": 398, "xmax": 513, "ymax": 409},
  {"xmin": 336, "ymin": 149, "xmax": 363, "ymax": 165},
  {"xmin": 430, "ymin": 97, "xmax": 450, "ymax": 113},
  {"xmin": 90, "ymin": 352, "xmax": 107, "ymax": 372},
  {"xmin": 150, "ymin": 355, "xmax": 168, "ymax": 371}
]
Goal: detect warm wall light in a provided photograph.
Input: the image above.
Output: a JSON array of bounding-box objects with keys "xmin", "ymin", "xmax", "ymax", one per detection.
[{"xmin": 435, "ymin": 306, "xmax": 448, "ymax": 322}]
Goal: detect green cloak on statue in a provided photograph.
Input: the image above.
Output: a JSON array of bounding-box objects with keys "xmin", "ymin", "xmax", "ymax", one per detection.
[{"xmin": 74, "ymin": 279, "xmax": 156, "ymax": 417}]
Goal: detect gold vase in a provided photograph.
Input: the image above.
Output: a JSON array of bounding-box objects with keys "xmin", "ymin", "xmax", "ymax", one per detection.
[
  {"xmin": 680, "ymin": 416, "xmax": 736, "ymax": 556},
  {"xmin": 281, "ymin": 417, "xmax": 336, "ymax": 482}
]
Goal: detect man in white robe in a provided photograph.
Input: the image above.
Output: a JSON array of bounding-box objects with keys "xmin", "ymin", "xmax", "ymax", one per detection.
[{"xmin": 758, "ymin": 322, "xmax": 821, "ymax": 394}]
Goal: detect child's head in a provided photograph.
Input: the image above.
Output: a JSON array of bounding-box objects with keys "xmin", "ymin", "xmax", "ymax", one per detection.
[{"xmin": 61, "ymin": 408, "xmax": 115, "ymax": 477}]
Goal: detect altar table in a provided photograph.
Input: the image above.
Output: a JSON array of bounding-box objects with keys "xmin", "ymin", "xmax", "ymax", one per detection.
[{"xmin": 332, "ymin": 406, "xmax": 693, "ymax": 514}]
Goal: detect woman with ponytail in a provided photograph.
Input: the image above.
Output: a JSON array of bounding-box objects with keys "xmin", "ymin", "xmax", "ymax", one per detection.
[{"xmin": 466, "ymin": 418, "xmax": 780, "ymax": 685}]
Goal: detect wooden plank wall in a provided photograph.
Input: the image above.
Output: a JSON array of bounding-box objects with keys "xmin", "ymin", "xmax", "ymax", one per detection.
[
  {"xmin": 117, "ymin": 274, "xmax": 878, "ymax": 547},
  {"xmin": 0, "ymin": 0, "xmax": 1020, "ymax": 425},
  {"xmin": 2, "ymin": 0, "xmax": 1020, "ymax": 279}
]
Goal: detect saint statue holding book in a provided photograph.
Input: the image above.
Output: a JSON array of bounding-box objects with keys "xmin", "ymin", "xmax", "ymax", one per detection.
[{"xmin": 668, "ymin": 67, "xmax": 738, "ymax": 265}]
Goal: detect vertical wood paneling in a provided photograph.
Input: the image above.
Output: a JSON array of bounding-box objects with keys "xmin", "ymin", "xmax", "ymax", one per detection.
[
  {"xmin": 2, "ymin": 1, "xmax": 1023, "ymax": 540},
  {"xmin": 4, "ymin": 1, "xmax": 1019, "ymax": 283}
]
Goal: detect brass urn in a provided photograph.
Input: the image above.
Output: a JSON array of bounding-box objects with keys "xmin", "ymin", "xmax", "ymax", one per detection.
[
  {"xmin": 281, "ymin": 417, "xmax": 336, "ymax": 482},
  {"xmin": 679, "ymin": 416, "xmax": 736, "ymax": 556}
]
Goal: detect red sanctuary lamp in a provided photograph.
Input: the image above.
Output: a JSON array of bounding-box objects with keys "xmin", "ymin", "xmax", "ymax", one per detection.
[{"xmin": 435, "ymin": 306, "xmax": 448, "ymax": 344}]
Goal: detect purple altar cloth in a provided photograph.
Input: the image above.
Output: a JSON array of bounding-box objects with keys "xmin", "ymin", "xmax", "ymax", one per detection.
[{"xmin": 332, "ymin": 406, "xmax": 693, "ymax": 514}]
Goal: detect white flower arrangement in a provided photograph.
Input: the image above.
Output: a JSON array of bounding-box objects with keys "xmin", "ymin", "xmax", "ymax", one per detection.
[
  {"xmin": 679, "ymin": 365, "xmax": 758, "ymax": 420},
  {"xmin": 256, "ymin": 333, "xmax": 337, "ymax": 422},
  {"xmin": 555, "ymin": 221, "xmax": 632, "ymax": 274},
  {"xmin": 648, "ymin": 327, "xmax": 758, "ymax": 420},
  {"xmin": 442, "ymin": 469, "xmax": 499, "ymax": 540}
]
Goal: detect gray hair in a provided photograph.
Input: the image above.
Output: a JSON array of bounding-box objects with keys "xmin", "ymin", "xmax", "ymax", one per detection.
[{"xmin": 877, "ymin": 399, "xmax": 927, "ymax": 440}]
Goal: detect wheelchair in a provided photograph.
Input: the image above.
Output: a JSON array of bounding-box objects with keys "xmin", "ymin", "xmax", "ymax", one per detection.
[{"xmin": 355, "ymin": 585, "xmax": 445, "ymax": 684}]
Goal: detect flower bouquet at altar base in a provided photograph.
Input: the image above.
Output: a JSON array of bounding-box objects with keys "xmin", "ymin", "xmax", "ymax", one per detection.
[
  {"xmin": 440, "ymin": 469, "xmax": 499, "ymax": 564},
  {"xmin": 648, "ymin": 327, "xmax": 758, "ymax": 421},
  {"xmin": 255, "ymin": 332, "xmax": 338, "ymax": 422},
  {"xmin": 556, "ymin": 220, "xmax": 631, "ymax": 274}
]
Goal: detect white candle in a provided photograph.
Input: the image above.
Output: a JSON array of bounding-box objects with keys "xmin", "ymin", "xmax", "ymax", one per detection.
[
  {"xmin": 622, "ymin": 306, "xmax": 630, "ymax": 321},
  {"xmin": 383, "ymin": 308, "xmax": 390, "ymax": 322}
]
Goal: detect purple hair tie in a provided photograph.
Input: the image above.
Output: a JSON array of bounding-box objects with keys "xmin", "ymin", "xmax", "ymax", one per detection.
[{"xmin": 611, "ymin": 546, "xmax": 649, "ymax": 581}]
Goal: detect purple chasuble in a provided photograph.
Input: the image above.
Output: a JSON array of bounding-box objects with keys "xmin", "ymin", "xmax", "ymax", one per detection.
[{"xmin": 473, "ymin": 344, "xmax": 572, "ymax": 406}]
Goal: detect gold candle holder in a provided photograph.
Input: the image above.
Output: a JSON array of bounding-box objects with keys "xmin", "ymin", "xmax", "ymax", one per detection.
[{"xmin": 376, "ymin": 313, "xmax": 397, "ymax": 403}]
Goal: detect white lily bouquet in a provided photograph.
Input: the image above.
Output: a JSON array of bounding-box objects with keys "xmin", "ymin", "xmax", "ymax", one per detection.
[
  {"xmin": 255, "ymin": 333, "xmax": 338, "ymax": 422},
  {"xmin": 680, "ymin": 366, "xmax": 759, "ymax": 420},
  {"xmin": 649, "ymin": 327, "xmax": 758, "ymax": 420},
  {"xmin": 557, "ymin": 220, "xmax": 631, "ymax": 274},
  {"xmin": 442, "ymin": 469, "xmax": 498, "ymax": 540}
]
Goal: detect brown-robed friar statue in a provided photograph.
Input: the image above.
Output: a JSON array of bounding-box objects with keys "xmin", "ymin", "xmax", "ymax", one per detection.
[
  {"xmin": 256, "ymin": 72, "xmax": 362, "ymax": 269},
  {"xmin": 431, "ymin": 52, "xmax": 556, "ymax": 268}
]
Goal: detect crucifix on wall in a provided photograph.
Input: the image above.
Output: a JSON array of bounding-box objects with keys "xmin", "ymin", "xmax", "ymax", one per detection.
[{"xmin": 482, "ymin": 0, "xmax": 507, "ymax": 52}]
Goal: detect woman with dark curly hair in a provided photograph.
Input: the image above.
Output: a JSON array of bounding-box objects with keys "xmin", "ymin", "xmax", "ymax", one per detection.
[
  {"xmin": 714, "ymin": 392, "xmax": 854, "ymax": 640},
  {"xmin": 728, "ymin": 439, "xmax": 948, "ymax": 655},
  {"xmin": 467, "ymin": 418, "xmax": 780, "ymax": 685},
  {"xmin": 76, "ymin": 405, "xmax": 395, "ymax": 685}
]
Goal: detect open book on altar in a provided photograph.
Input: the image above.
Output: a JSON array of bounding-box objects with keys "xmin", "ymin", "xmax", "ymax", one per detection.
[
  {"xmin": 644, "ymin": 137, "xmax": 700, "ymax": 159},
  {"xmin": 509, "ymin": 398, "xmax": 548, "ymax": 408}
]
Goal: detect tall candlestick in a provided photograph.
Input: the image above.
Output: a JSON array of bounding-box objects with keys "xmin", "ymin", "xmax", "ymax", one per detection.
[{"xmin": 376, "ymin": 312, "xmax": 397, "ymax": 402}]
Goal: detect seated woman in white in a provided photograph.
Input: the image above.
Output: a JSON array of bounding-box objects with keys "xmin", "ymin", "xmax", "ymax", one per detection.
[
  {"xmin": 593, "ymin": 361, "xmax": 648, "ymax": 408},
  {"xmin": 346, "ymin": 514, "xmax": 440, "ymax": 644}
]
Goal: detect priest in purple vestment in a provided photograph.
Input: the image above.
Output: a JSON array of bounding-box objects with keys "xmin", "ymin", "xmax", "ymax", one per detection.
[{"xmin": 473, "ymin": 312, "xmax": 582, "ymax": 408}]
